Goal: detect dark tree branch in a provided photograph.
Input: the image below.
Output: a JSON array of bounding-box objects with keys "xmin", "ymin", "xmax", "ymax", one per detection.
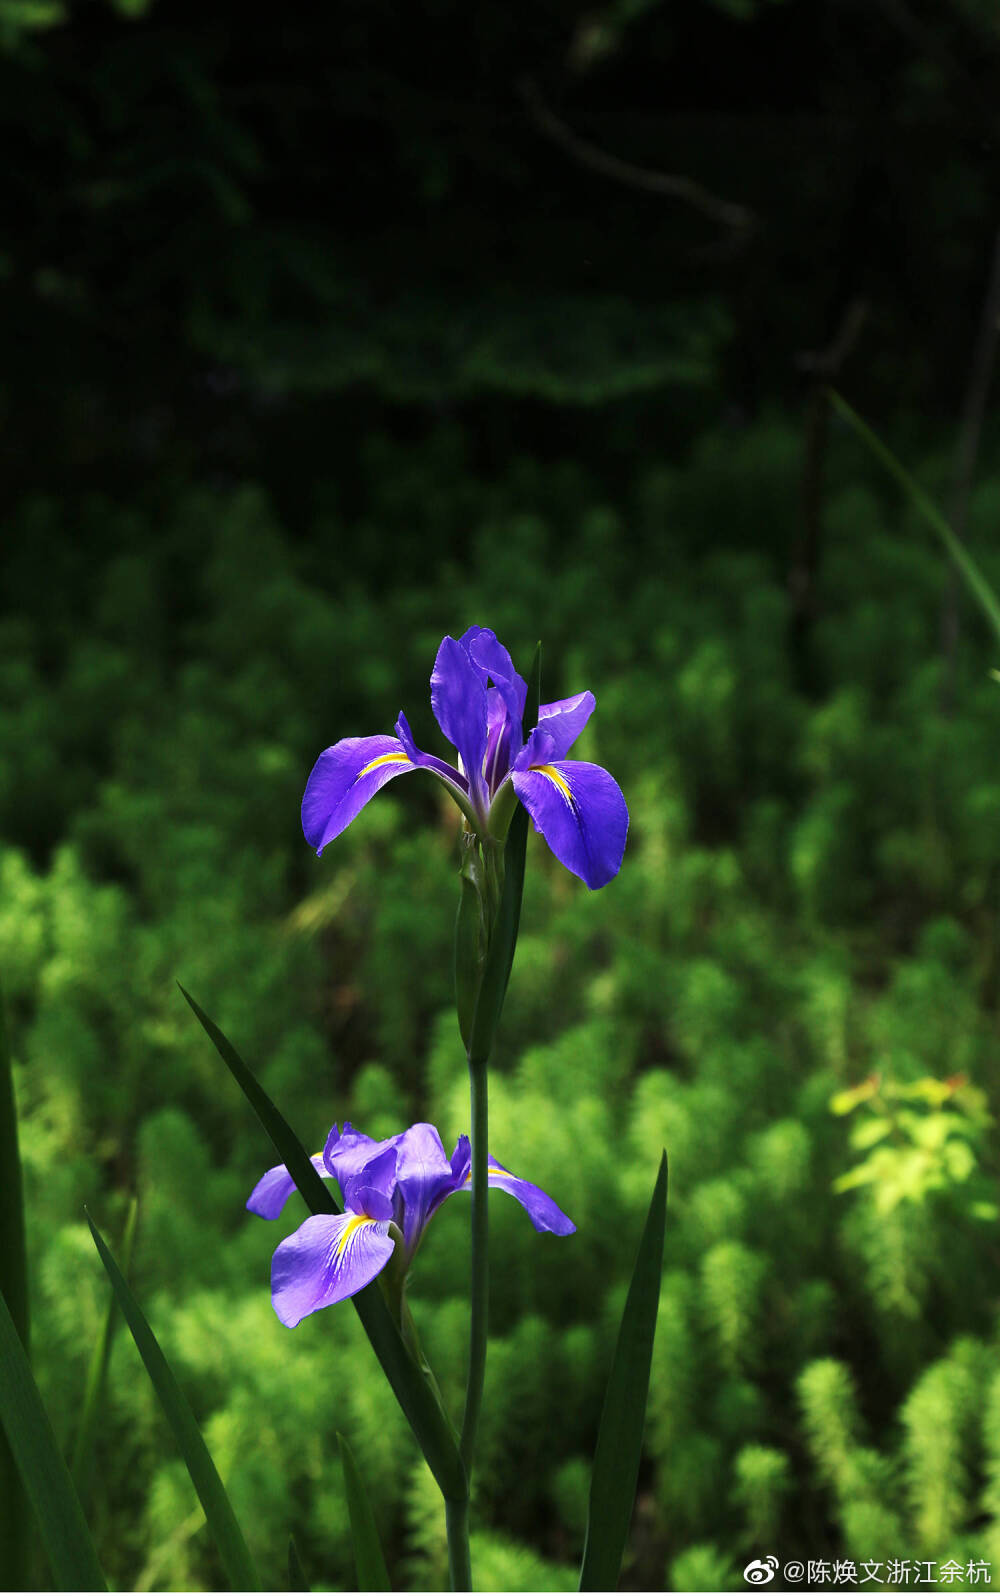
[{"xmin": 517, "ymin": 76, "xmax": 755, "ymax": 238}]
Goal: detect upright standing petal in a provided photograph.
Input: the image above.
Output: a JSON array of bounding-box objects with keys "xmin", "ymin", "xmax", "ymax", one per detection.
[
  {"xmin": 392, "ymin": 1122, "xmax": 459, "ymax": 1253},
  {"xmin": 430, "ymin": 636, "xmax": 489, "ymax": 795},
  {"xmin": 464, "ymin": 628, "xmax": 527, "ymax": 730},
  {"xmin": 302, "ymin": 735, "xmax": 415, "ymax": 855},
  {"xmin": 512, "ymin": 732, "xmax": 628, "ymax": 890},
  {"xmin": 324, "ymin": 1123, "xmax": 400, "ymax": 1188},
  {"xmin": 271, "ymin": 1211, "xmax": 395, "ymax": 1327}
]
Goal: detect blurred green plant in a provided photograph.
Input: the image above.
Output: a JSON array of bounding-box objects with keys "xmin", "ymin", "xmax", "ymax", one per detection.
[{"xmin": 831, "ymin": 1073, "xmax": 996, "ymax": 1218}]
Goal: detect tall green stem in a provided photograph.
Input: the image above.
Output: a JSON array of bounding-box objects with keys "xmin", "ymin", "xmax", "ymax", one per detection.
[
  {"xmin": 460, "ymin": 1056, "xmax": 489, "ymax": 1476},
  {"xmin": 445, "ymin": 1495, "xmax": 472, "ymax": 1591}
]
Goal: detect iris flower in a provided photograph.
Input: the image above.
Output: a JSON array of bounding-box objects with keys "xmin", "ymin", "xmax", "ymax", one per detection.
[
  {"xmin": 302, "ymin": 626, "xmax": 628, "ymax": 889},
  {"xmin": 249, "ymin": 1121, "xmax": 575, "ymax": 1328}
]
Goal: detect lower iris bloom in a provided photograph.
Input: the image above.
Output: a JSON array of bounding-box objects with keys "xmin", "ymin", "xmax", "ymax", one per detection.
[
  {"xmin": 301, "ymin": 626, "xmax": 628, "ymax": 889},
  {"xmin": 249, "ymin": 1121, "xmax": 575, "ymax": 1327}
]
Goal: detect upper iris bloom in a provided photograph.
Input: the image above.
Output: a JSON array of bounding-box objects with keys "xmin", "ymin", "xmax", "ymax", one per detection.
[
  {"xmin": 301, "ymin": 626, "xmax": 628, "ymax": 889},
  {"xmin": 248, "ymin": 1121, "xmax": 575, "ymax": 1327}
]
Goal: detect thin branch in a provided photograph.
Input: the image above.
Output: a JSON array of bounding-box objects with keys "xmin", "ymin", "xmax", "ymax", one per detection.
[{"xmin": 517, "ymin": 76, "xmax": 755, "ymax": 237}]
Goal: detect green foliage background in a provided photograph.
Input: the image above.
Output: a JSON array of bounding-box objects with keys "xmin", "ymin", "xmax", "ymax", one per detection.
[
  {"xmin": 4, "ymin": 0, "xmax": 1000, "ymax": 1588},
  {"xmin": 5, "ymin": 415, "xmax": 1000, "ymax": 1589}
]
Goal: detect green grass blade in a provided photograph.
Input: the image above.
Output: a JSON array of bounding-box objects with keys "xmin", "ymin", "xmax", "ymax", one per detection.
[
  {"xmin": 87, "ymin": 1214, "xmax": 261, "ymax": 1591},
  {"xmin": 468, "ymin": 642, "xmax": 540, "ymax": 1064},
  {"xmin": 579, "ymin": 1151, "xmax": 667, "ymax": 1593},
  {"xmin": 71, "ymin": 1196, "xmax": 138, "ymax": 1502},
  {"xmin": 338, "ymin": 1433, "xmax": 392, "ymax": 1591},
  {"xmin": 829, "ymin": 389, "xmax": 1000, "ymax": 648},
  {"xmin": 178, "ymin": 985, "xmax": 467, "ymax": 1503},
  {"xmin": 0, "ymin": 1287, "xmax": 107, "ymax": 1592},
  {"xmin": 0, "ymin": 978, "xmax": 31, "ymax": 1592},
  {"xmin": 287, "ymin": 1535, "xmax": 310, "ymax": 1592}
]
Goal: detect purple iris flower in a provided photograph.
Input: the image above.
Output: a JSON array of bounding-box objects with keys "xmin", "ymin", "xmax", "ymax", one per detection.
[
  {"xmin": 301, "ymin": 626, "xmax": 628, "ymax": 890},
  {"xmin": 248, "ymin": 1121, "xmax": 575, "ymax": 1328}
]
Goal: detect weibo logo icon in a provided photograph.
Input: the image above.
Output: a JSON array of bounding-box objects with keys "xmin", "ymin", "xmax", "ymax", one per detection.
[{"xmin": 743, "ymin": 1556, "xmax": 779, "ymax": 1585}]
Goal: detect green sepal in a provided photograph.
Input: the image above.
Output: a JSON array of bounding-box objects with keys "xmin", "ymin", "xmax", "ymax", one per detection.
[
  {"xmin": 72, "ymin": 1195, "xmax": 138, "ymax": 1504},
  {"xmin": 579, "ymin": 1151, "xmax": 668, "ymax": 1592},
  {"xmin": 0, "ymin": 1286, "xmax": 108, "ymax": 1592},
  {"xmin": 178, "ymin": 985, "xmax": 466, "ymax": 1503},
  {"xmin": 287, "ymin": 1536, "xmax": 310, "ymax": 1592},
  {"xmin": 454, "ymin": 833, "xmax": 486, "ymax": 1051},
  {"xmin": 87, "ymin": 1213, "xmax": 262, "ymax": 1591},
  {"xmin": 466, "ymin": 642, "xmax": 540, "ymax": 1066},
  {"xmin": 829, "ymin": 389, "xmax": 1000, "ymax": 648},
  {"xmin": 338, "ymin": 1433, "xmax": 392, "ymax": 1591},
  {"xmin": 0, "ymin": 980, "xmax": 31, "ymax": 1592}
]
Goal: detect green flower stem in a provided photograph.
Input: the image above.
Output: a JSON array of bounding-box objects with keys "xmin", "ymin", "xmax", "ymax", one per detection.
[
  {"xmin": 445, "ymin": 1494, "xmax": 472, "ymax": 1591},
  {"xmin": 460, "ymin": 1053, "xmax": 489, "ymax": 1478}
]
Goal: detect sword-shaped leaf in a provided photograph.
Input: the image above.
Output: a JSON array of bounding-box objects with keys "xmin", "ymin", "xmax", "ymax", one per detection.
[
  {"xmin": 830, "ymin": 390, "xmax": 1000, "ymax": 647},
  {"xmin": 72, "ymin": 1197, "xmax": 138, "ymax": 1506},
  {"xmin": 287, "ymin": 1536, "xmax": 310, "ymax": 1592},
  {"xmin": 579, "ymin": 1151, "xmax": 667, "ymax": 1592},
  {"xmin": 0, "ymin": 1288, "xmax": 107, "ymax": 1592},
  {"xmin": 87, "ymin": 1215, "xmax": 261, "ymax": 1592},
  {"xmin": 0, "ymin": 981, "xmax": 31, "ymax": 1591},
  {"xmin": 338, "ymin": 1433, "xmax": 391, "ymax": 1591},
  {"xmin": 177, "ymin": 985, "xmax": 466, "ymax": 1504}
]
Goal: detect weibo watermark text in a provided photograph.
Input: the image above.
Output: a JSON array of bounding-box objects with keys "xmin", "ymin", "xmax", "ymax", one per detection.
[{"xmin": 743, "ymin": 1557, "xmax": 993, "ymax": 1586}]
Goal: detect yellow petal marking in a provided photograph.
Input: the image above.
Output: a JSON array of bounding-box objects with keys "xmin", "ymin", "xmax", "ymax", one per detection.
[
  {"xmin": 464, "ymin": 1167, "xmax": 506, "ymax": 1182},
  {"xmin": 530, "ymin": 763, "xmax": 574, "ymax": 806},
  {"xmin": 335, "ymin": 1214, "xmax": 374, "ymax": 1257},
  {"xmin": 356, "ymin": 751, "xmax": 411, "ymax": 781}
]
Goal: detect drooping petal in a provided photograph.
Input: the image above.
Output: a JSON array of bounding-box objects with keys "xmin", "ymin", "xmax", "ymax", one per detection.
[
  {"xmin": 449, "ymin": 1142, "xmax": 575, "ymax": 1236},
  {"xmin": 393, "ymin": 1122, "xmax": 459, "ymax": 1253},
  {"xmin": 430, "ymin": 636, "xmax": 488, "ymax": 792},
  {"xmin": 536, "ymin": 692, "xmax": 596, "ymax": 759},
  {"xmin": 511, "ymin": 747, "xmax": 628, "ymax": 890},
  {"xmin": 271, "ymin": 1212, "xmax": 394, "ymax": 1327},
  {"xmin": 302, "ymin": 735, "xmax": 415, "ymax": 855},
  {"xmin": 324, "ymin": 1122, "xmax": 399, "ymax": 1188},
  {"xmin": 247, "ymin": 1153, "xmax": 331, "ymax": 1219}
]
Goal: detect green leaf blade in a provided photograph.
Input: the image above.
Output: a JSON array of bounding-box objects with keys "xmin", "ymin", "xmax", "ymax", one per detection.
[
  {"xmin": 829, "ymin": 389, "xmax": 1000, "ymax": 648},
  {"xmin": 0, "ymin": 979, "xmax": 32, "ymax": 1591},
  {"xmin": 0, "ymin": 1288, "xmax": 107, "ymax": 1592},
  {"xmin": 178, "ymin": 986, "xmax": 466, "ymax": 1503},
  {"xmin": 72, "ymin": 1196, "xmax": 138, "ymax": 1501},
  {"xmin": 579, "ymin": 1151, "xmax": 668, "ymax": 1592},
  {"xmin": 87, "ymin": 1215, "xmax": 261, "ymax": 1592},
  {"xmin": 287, "ymin": 1535, "xmax": 310, "ymax": 1592},
  {"xmin": 338, "ymin": 1433, "xmax": 392, "ymax": 1591}
]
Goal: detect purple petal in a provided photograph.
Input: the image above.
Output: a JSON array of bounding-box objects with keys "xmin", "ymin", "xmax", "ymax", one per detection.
[
  {"xmin": 324, "ymin": 1122, "xmax": 399, "ymax": 1186},
  {"xmin": 395, "ymin": 711, "xmax": 469, "ymax": 794},
  {"xmin": 271, "ymin": 1212, "xmax": 394, "ymax": 1327},
  {"xmin": 430, "ymin": 636, "xmax": 488, "ymax": 791},
  {"xmin": 536, "ymin": 692, "xmax": 596, "ymax": 759},
  {"xmin": 302, "ymin": 735, "xmax": 414, "ymax": 855},
  {"xmin": 247, "ymin": 1153, "xmax": 331, "ymax": 1219},
  {"xmin": 511, "ymin": 753, "xmax": 628, "ymax": 890},
  {"xmin": 464, "ymin": 628, "xmax": 527, "ymax": 729},
  {"xmin": 341, "ymin": 1144, "xmax": 398, "ymax": 1222},
  {"xmin": 449, "ymin": 1142, "xmax": 575, "ymax": 1236},
  {"xmin": 393, "ymin": 1122, "xmax": 458, "ymax": 1252}
]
